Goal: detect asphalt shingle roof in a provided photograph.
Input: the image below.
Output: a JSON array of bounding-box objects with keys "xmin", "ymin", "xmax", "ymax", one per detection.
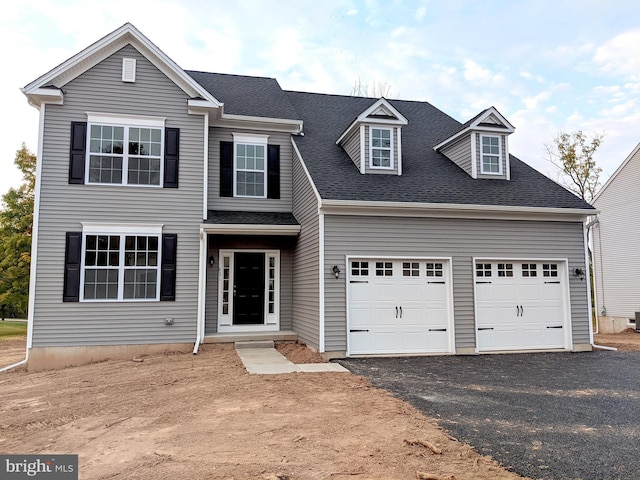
[
  {"xmin": 189, "ymin": 71, "xmax": 593, "ymax": 211},
  {"xmin": 205, "ymin": 211, "xmax": 299, "ymax": 226}
]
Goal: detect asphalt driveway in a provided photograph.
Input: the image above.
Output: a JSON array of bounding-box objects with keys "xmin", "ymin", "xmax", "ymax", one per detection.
[{"xmin": 339, "ymin": 351, "xmax": 640, "ymax": 480}]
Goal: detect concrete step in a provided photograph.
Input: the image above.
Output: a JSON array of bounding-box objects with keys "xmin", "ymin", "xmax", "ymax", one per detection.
[{"xmin": 235, "ymin": 340, "xmax": 275, "ymax": 349}]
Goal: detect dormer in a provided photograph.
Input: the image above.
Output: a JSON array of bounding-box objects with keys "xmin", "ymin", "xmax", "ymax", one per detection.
[
  {"xmin": 434, "ymin": 107, "xmax": 515, "ymax": 180},
  {"xmin": 336, "ymin": 98, "xmax": 408, "ymax": 176}
]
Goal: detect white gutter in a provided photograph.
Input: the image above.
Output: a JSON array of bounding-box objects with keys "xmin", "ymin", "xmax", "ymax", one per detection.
[
  {"xmin": 0, "ymin": 357, "xmax": 28, "ymax": 373},
  {"xmin": 193, "ymin": 228, "xmax": 207, "ymax": 354}
]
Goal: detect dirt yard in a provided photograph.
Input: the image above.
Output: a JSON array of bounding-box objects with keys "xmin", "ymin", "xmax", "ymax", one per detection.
[{"xmin": 1, "ymin": 331, "xmax": 638, "ymax": 479}]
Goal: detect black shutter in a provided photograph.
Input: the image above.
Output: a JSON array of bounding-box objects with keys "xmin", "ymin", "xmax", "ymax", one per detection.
[
  {"xmin": 164, "ymin": 127, "xmax": 179, "ymax": 188},
  {"xmin": 267, "ymin": 144, "xmax": 280, "ymax": 199},
  {"xmin": 220, "ymin": 141, "xmax": 234, "ymax": 197},
  {"xmin": 63, "ymin": 232, "xmax": 82, "ymax": 302},
  {"xmin": 160, "ymin": 234, "xmax": 177, "ymax": 301},
  {"xmin": 69, "ymin": 122, "xmax": 87, "ymax": 184}
]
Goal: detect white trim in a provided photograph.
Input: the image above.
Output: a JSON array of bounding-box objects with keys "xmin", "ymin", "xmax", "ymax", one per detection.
[
  {"xmin": 27, "ymin": 102, "xmax": 48, "ymax": 350},
  {"xmin": 121, "ymin": 57, "xmax": 136, "ymax": 82},
  {"xmin": 216, "ymin": 114, "xmax": 303, "ymax": 134},
  {"xmin": 359, "ymin": 125, "xmax": 366, "ymax": 174},
  {"xmin": 217, "ymin": 249, "xmax": 281, "ymax": 333},
  {"xmin": 433, "ymin": 106, "xmax": 515, "ymax": 151},
  {"xmin": 369, "ymin": 126, "xmax": 394, "ymax": 170},
  {"xmin": 86, "ymin": 112, "xmax": 165, "ymax": 128},
  {"xmin": 22, "ymin": 23, "xmax": 221, "ymax": 108},
  {"xmin": 23, "ymin": 88, "xmax": 64, "ymax": 108},
  {"xmin": 584, "ymin": 223, "xmax": 594, "ymax": 345},
  {"xmin": 505, "ymin": 135, "xmax": 511, "ymax": 180},
  {"xmin": 319, "ymin": 214, "xmax": 325, "ymax": 352},
  {"xmin": 320, "ymin": 199, "xmax": 596, "ymax": 221},
  {"xmin": 479, "ymin": 134, "xmax": 503, "ymax": 175},
  {"xmin": 397, "ymin": 127, "xmax": 403, "ymax": 176},
  {"xmin": 202, "ymin": 112, "xmax": 209, "ymax": 221},
  {"xmin": 232, "ymin": 133, "xmax": 269, "ymax": 144},
  {"xmin": 201, "ymin": 224, "xmax": 300, "ymax": 236},
  {"xmin": 291, "ymin": 138, "xmax": 322, "ymax": 205},
  {"xmin": 195, "ymin": 228, "xmax": 207, "ymax": 352},
  {"xmin": 592, "ymin": 142, "xmax": 640, "ymax": 203},
  {"xmin": 470, "ymin": 133, "xmax": 478, "ymax": 178},
  {"xmin": 336, "ymin": 98, "xmax": 408, "ymax": 145},
  {"xmin": 472, "ymin": 257, "xmax": 572, "ymax": 353},
  {"xmin": 82, "ymin": 223, "xmax": 163, "ymax": 234},
  {"xmin": 232, "ymin": 137, "xmax": 268, "ymax": 199},
  {"xmin": 345, "ymin": 255, "xmax": 455, "ymax": 356}
]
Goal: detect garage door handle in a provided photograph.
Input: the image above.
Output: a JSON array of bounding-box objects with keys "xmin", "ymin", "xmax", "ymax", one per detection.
[
  {"xmin": 429, "ymin": 328, "xmax": 447, "ymax": 332},
  {"xmin": 399, "ymin": 306, "xmax": 403, "ymax": 318},
  {"xmin": 428, "ymin": 281, "xmax": 446, "ymax": 284},
  {"xmin": 478, "ymin": 327, "xmax": 494, "ymax": 331},
  {"xmin": 547, "ymin": 326, "xmax": 563, "ymax": 329},
  {"xmin": 545, "ymin": 281, "xmax": 561, "ymax": 284},
  {"xmin": 395, "ymin": 306, "xmax": 398, "ymax": 318},
  {"xmin": 350, "ymin": 329, "xmax": 370, "ymax": 333},
  {"xmin": 476, "ymin": 281, "xmax": 492, "ymax": 284},
  {"xmin": 350, "ymin": 280, "xmax": 369, "ymax": 284}
]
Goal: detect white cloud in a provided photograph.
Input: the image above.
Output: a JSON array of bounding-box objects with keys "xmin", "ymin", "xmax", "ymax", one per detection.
[
  {"xmin": 415, "ymin": 6, "xmax": 426, "ymax": 20},
  {"xmin": 462, "ymin": 59, "xmax": 492, "ymax": 83},
  {"xmin": 593, "ymin": 29, "xmax": 640, "ymax": 79}
]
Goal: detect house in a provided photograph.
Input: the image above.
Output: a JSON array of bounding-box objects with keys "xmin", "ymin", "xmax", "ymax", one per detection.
[
  {"xmin": 21, "ymin": 23, "xmax": 596, "ymax": 371},
  {"xmin": 592, "ymin": 143, "xmax": 640, "ymax": 333}
]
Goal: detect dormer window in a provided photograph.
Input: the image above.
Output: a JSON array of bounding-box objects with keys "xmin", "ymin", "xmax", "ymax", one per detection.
[
  {"xmin": 370, "ymin": 127, "xmax": 393, "ymax": 169},
  {"xmin": 481, "ymin": 135, "xmax": 502, "ymax": 175}
]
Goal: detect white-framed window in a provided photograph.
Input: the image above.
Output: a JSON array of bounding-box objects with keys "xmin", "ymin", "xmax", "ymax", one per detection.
[
  {"xmin": 375, "ymin": 261, "xmax": 393, "ymax": 276},
  {"xmin": 86, "ymin": 114, "xmax": 165, "ymax": 186},
  {"xmin": 233, "ymin": 133, "xmax": 268, "ymax": 198},
  {"xmin": 426, "ymin": 262, "xmax": 444, "ymax": 277},
  {"xmin": 370, "ymin": 127, "xmax": 393, "ymax": 169},
  {"xmin": 480, "ymin": 135, "xmax": 502, "ymax": 175},
  {"xmin": 351, "ymin": 261, "xmax": 369, "ymax": 276},
  {"xmin": 476, "ymin": 263, "xmax": 492, "ymax": 277},
  {"xmin": 80, "ymin": 224, "xmax": 162, "ymax": 302},
  {"xmin": 403, "ymin": 262, "xmax": 420, "ymax": 277}
]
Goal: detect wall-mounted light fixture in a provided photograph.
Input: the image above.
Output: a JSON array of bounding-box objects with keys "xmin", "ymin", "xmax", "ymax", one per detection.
[
  {"xmin": 332, "ymin": 265, "xmax": 341, "ymax": 279},
  {"xmin": 208, "ymin": 255, "xmax": 215, "ymax": 267},
  {"xmin": 574, "ymin": 268, "xmax": 585, "ymax": 281}
]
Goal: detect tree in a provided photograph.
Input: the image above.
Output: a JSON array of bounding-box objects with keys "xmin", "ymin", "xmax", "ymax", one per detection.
[
  {"xmin": 350, "ymin": 78, "xmax": 398, "ymax": 98},
  {"xmin": 0, "ymin": 144, "xmax": 36, "ymax": 318},
  {"xmin": 545, "ymin": 131, "xmax": 604, "ymax": 203}
]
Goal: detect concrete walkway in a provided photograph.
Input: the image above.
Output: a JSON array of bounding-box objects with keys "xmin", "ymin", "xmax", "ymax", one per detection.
[{"xmin": 235, "ymin": 341, "xmax": 349, "ymax": 374}]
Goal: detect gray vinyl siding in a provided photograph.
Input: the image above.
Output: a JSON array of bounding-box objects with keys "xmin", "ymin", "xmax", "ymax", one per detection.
[
  {"xmin": 363, "ymin": 125, "xmax": 400, "ymax": 175},
  {"xmin": 323, "ymin": 216, "xmax": 589, "ymax": 351},
  {"xmin": 592, "ymin": 145, "xmax": 640, "ymax": 319},
  {"xmin": 32, "ymin": 44, "xmax": 204, "ymax": 347},
  {"xmin": 208, "ymin": 127, "xmax": 293, "ymax": 212},
  {"xmin": 476, "ymin": 132, "xmax": 509, "ymax": 180},
  {"xmin": 342, "ymin": 127, "xmax": 361, "ymax": 171},
  {"xmin": 204, "ymin": 238, "xmax": 293, "ymax": 334},
  {"xmin": 441, "ymin": 134, "xmax": 472, "ymax": 176},
  {"xmin": 291, "ymin": 146, "xmax": 321, "ymax": 348}
]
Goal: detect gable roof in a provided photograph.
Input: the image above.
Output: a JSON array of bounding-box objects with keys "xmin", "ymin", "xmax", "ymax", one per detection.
[
  {"xmin": 434, "ymin": 106, "xmax": 515, "ymax": 151},
  {"xmin": 23, "ymin": 23, "xmax": 220, "ymax": 109},
  {"xmin": 336, "ymin": 97, "xmax": 408, "ymax": 145},
  {"xmin": 592, "ymin": 142, "xmax": 640, "ymax": 204},
  {"xmin": 283, "ymin": 91, "xmax": 593, "ymax": 211}
]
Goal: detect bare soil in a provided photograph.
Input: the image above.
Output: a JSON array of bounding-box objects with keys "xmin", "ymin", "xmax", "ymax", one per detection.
[
  {"xmin": 275, "ymin": 340, "xmax": 327, "ymax": 364},
  {"xmin": 1, "ymin": 341, "xmax": 522, "ymax": 480},
  {"xmin": 594, "ymin": 328, "xmax": 640, "ymax": 351}
]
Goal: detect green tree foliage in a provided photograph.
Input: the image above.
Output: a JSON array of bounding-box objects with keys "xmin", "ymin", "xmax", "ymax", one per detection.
[
  {"xmin": 546, "ymin": 131, "xmax": 604, "ymax": 203},
  {"xmin": 0, "ymin": 144, "xmax": 36, "ymax": 317}
]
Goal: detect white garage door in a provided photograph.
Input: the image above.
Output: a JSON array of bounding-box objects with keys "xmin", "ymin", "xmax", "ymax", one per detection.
[
  {"xmin": 475, "ymin": 261, "xmax": 568, "ymax": 351},
  {"xmin": 348, "ymin": 259, "xmax": 453, "ymax": 355}
]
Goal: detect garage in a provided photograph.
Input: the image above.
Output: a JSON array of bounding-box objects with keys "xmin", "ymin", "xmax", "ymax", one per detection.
[
  {"xmin": 347, "ymin": 258, "xmax": 454, "ymax": 355},
  {"xmin": 474, "ymin": 260, "xmax": 569, "ymax": 352}
]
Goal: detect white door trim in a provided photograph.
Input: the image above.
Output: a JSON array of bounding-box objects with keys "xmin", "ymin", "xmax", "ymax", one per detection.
[
  {"xmin": 345, "ymin": 255, "xmax": 455, "ymax": 356},
  {"xmin": 217, "ymin": 249, "xmax": 280, "ymax": 333},
  {"xmin": 472, "ymin": 257, "xmax": 572, "ymax": 352}
]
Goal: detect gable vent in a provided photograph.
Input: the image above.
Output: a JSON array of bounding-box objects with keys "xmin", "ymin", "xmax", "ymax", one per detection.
[{"xmin": 122, "ymin": 57, "xmax": 136, "ymax": 83}]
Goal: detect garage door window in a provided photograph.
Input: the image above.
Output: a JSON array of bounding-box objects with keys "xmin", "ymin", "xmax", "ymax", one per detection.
[
  {"xmin": 426, "ymin": 262, "xmax": 444, "ymax": 277},
  {"xmin": 543, "ymin": 263, "xmax": 558, "ymax": 277},
  {"xmin": 476, "ymin": 263, "xmax": 492, "ymax": 277},
  {"xmin": 376, "ymin": 262, "xmax": 393, "ymax": 276},
  {"xmin": 498, "ymin": 263, "xmax": 513, "ymax": 277},
  {"xmin": 351, "ymin": 261, "xmax": 369, "ymax": 276},
  {"xmin": 522, "ymin": 264, "xmax": 537, "ymax": 277},
  {"xmin": 403, "ymin": 262, "xmax": 420, "ymax": 277}
]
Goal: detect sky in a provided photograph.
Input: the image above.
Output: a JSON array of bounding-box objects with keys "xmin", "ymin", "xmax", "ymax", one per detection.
[{"xmin": 1, "ymin": 0, "xmax": 639, "ymax": 198}]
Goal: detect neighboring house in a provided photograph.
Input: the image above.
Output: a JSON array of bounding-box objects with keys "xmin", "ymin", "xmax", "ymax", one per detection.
[
  {"xmin": 22, "ymin": 23, "xmax": 596, "ymax": 371},
  {"xmin": 592, "ymin": 143, "xmax": 640, "ymax": 333}
]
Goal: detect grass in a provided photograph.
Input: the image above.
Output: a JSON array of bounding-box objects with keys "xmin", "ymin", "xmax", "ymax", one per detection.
[{"xmin": 0, "ymin": 321, "xmax": 27, "ymax": 339}]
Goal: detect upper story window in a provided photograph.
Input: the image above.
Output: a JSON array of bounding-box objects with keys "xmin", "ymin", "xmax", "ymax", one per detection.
[
  {"xmin": 370, "ymin": 127, "xmax": 393, "ymax": 169},
  {"xmin": 85, "ymin": 114, "xmax": 166, "ymax": 186},
  {"xmin": 235, "ymin": 141, "xmax": 266, "ymax": 198},
  {"xmin": 481, "ymin": 135, "xmax": 502, "ymax": 175}
]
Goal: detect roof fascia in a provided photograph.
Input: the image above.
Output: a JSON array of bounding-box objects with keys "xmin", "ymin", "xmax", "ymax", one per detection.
[
  {"xmin": 23, "ymin": 23, "xmax": 220, "ymax": 108},
  {"xmin": 434, "ymin": 106, "xmax": 515, "ymax": 151},
  {"xmin": 336, "ymin": 98, "xmax": 408, "ymax": 145},
  {"xmin": 201, "ymin": 224, "xmax": 301, "ymax": 236},
  {"xmin": 23, "ymin": 88, "xmax": 64, "ymax": 109},
  {"xmin": 592, "ymin": 142, "xmax": 640, "ymax": 204},
  {"xmin": 214, "ymin": 113, "xmax": 303, "ymax": 134},
  {"xmin": 319, "ymin": 199, "xmax": 596, "ymax": 222}
]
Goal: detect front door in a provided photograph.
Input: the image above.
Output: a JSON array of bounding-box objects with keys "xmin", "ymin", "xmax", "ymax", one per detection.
[{"xmin": 233, "ymin": 252, "xmax": 265, "ymax": 325}]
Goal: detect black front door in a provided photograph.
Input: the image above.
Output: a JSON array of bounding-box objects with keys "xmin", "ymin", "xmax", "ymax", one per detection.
[{"xmin": 233, "ymin": 252, "xmax": 265, "ymax": 325}]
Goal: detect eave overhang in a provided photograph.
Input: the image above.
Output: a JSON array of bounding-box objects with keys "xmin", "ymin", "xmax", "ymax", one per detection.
[{"xmin": 201, "ymin": 223, "xmax": 301, "ymax": 236}]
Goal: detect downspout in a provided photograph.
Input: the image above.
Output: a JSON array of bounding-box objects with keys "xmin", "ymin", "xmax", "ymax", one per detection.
[
  {"xmin": 585, "ymin": 217, "xmax": 616, "ymax": 351},
  {"xmin": 193, "ymin": 228, "xmax": 207, "ymax": 354}
]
